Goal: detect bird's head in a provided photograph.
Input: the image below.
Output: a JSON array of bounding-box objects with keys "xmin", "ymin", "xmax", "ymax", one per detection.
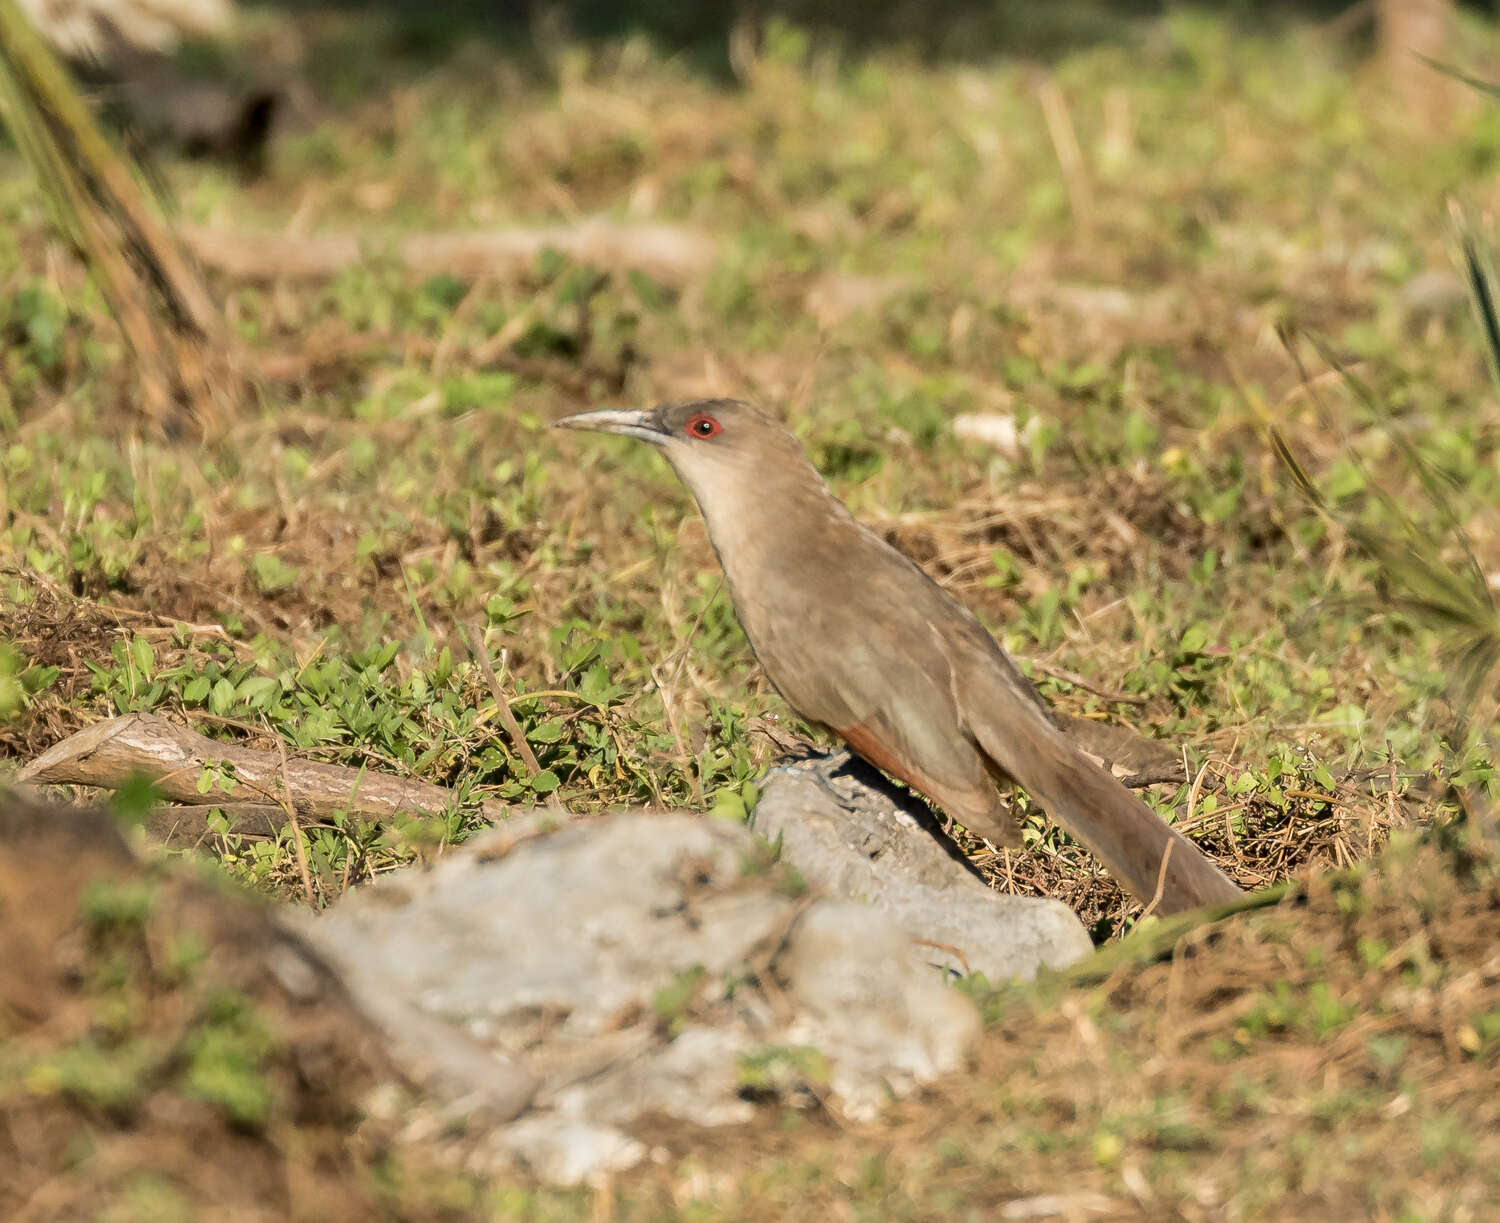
[{"xmin": 552, "ymin": 398, "xmax": 815, "ymax": 516}]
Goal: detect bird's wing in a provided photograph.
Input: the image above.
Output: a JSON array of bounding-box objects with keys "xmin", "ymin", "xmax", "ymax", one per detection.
[{"xmin": 750, "ymin": 573, "xmax": 989, "ymax": 789}]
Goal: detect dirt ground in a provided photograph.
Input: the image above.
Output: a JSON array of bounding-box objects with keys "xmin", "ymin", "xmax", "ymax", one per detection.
[
  {"xmin": 3, "ymin": 2, "xmax": 1500, "ymax": 1217},
  {"xmin": 6, "ymin": 786, "xmax": 1495, "ymax": 1221},
  {"xmin": 0, "ymin": 792, "xmax": 416, "ymax": 1222}
]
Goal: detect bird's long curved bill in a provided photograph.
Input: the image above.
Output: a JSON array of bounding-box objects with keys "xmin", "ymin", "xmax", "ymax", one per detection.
[{"xmin": 551, "ymin": 408, "xmax": 666, "ymax": 445}]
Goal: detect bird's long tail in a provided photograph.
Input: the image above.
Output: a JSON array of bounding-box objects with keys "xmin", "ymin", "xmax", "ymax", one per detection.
[{"xmin": 966, "ymin": 682, "xmax": 1242, "ymax": 914}]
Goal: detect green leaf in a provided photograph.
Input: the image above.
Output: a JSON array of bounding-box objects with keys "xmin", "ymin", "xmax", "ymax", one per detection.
[
  {"xmin": 1122, "ymin": 408, "xmax": 1159, "ymax": 457},
  {"xmin": 237, "ymin": 676, "xmax": 280, "ymax": 709},
  {"xmin": 20, "ymin": 662, "xmax": 58, "ymax": 694},
  {"xmin": 251, "ymin": 552, "xmax": 299, "ymax": 594},
  {"xmin": 209, "ymin": 677, "xmax": 236, "ymax": 715},
  {"xmin": 527, "ymin": 719, "xmax": 566, "ymax": 744},
  {"xmin": 709, "ymin": 788, "xmax": 750, "ymax": 822},
  {"xmin": 129, "ymin": 634, "xmax": 154, "ymax": 677},
  {"xmin": 578, "ymin": 662, "xmax": 619, "ymax": 706},
  {"xmin": 111, "ymin": 772, "xmax": 163, "ymax": 824}
]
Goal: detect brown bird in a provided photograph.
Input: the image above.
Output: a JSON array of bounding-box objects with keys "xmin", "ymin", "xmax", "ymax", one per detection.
[{"xmin": 554, "ymin": 399, "xmax": 1241, "ymax": 914}]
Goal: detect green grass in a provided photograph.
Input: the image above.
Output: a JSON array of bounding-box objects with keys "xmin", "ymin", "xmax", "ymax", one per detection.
[
  {"xmin": 1, "ymin": 5, "xmax": 1493, "ymax": 902},
  {"xmin": 2, "ymin": 4, "xmax": 1500, "ymax": 1216}
]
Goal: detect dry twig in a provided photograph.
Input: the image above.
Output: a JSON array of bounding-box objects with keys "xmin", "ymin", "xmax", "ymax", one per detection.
[
  {"xmin": 182, "ymin": 219, "xmax": 716, "ymax": 286},
  {"xmin": 18, "ymin": 712, "xmax": 503, "ymax": 824},
  {"xmin": 270, "ymin": 718, "xmax": 317, "ymax": 907},
  {"xmin": 466, "ymin": 623, "xmax": 564, "ymax": 812}
]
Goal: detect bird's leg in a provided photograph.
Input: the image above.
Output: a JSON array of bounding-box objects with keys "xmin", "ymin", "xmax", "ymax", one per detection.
[
  {"xmin": 813, "ymin": 746, "xmax": 854, "ymax": 778},
  {"xmin": 804, "ymin": 747, "xmax": 861, "ymax": 809},
  {"xmin": 780, "ymin": 745, "xmax": 853, "ymax": 778},
  {"xmin": 777, "ymin": 746, "xmax": 864, "ymax": 808}
]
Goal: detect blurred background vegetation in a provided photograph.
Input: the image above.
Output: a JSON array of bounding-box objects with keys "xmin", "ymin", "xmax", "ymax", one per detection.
[{"xmin": 4, "ymin": 0, "xmax": 1500, "ymax": 1218}]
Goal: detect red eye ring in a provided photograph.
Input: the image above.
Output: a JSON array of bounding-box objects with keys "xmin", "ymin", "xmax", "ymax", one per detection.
[{"xmin": 685, "ymin": 414, "xmax": 721, "ymax": 439}]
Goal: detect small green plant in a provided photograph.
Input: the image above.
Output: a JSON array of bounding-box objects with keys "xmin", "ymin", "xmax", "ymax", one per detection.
[
  {"xmin": 735, "ymin": 1044, "xmax": 830, "ymax": 1098},
  {"xmin": 652, "ymin": 965, "xmax": 707, "ymax": 1036},
  {"xmin": 24, "ymin": 1039, "xmax": 164, "ymax": 1117},
  {"xmin": 1238, "ymin": 980, "xmax": 1357, "ymax": 1043},
  {"xmin": 79, "ymin": 879, "xmax": 157, "ymax": 929},
  {"xmin": 182, "ymin": 990, "xmax": 275, "ymax": 1130}
]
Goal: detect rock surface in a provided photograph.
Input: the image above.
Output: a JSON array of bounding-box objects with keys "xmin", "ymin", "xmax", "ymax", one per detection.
[
  {"xmin": 21, "ymin": 0, "xmax": 233, "ymax": 58},
  {"xmin": 296, "ymin": 807, "xmax": 986, "ymax": 1183},
  {"xmin": 1399, "ymin": 267, "xmax": 1467, "ymax": 318},
  {"xmin": 751, "ymin": 759, "xmax": 1094, "ymax": 982}
]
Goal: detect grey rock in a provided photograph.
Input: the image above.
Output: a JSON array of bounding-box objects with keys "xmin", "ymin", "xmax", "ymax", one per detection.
[
  {"xmin": 1399, "ymin": 268, "xmax": 1467, "ymax": 318},
  {"xmin": 1047, "ymin": 283, "xmax": 1138, "ymax": 320},
  {"xmin": 296, "ymin": 808, "xmax": 982, "ymax": 1185},
  {"xmin": 779, "ymin": 899, "xmax": 981, "ymax": 1121},
  {"xmin": 310, "ymin": 814, "xmax": 776, "ymax": 1036},
  {"xmin": 485, "ymin": 1118, "xmax": 647, "ymax": 1186},
  {"xmin": 320, "ymin": 945, "xmax": 541, "ymax": 1122},
  {"xmin": 546, "ymin": 1024, "xmax": 757, "ymax": 1128},
  {"xmin": 751, "ymin": 760, "xmax": 1094, "ymax": 981},
  {"xmin": 952, "ymin": 410, "xmax": 1042, "ymax": 463},
  {"xmin": 804, "ymin": 272, "xmax": 912, "ymax": 328}
]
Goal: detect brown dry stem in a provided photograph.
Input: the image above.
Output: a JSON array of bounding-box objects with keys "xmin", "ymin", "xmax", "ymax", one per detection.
[
  {"xmin": 0, "ymin": 0, "xmax": 251, "ymax": 436},
  {"xmin": 465, "ymin": 623, "xmax": 564, "ymax": 813},
  {"xmin": 17, "ymin": 711, "xmax": 504, "ymax": 825},
  {"xmin": 182, "ymin": 219, "xmax": 716, "ymax": 286}
]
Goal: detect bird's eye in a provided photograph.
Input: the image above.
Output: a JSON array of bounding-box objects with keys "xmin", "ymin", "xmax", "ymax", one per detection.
[{"xmin": 685, "ymin": 414, "xmax": 721, "ymax": 439}]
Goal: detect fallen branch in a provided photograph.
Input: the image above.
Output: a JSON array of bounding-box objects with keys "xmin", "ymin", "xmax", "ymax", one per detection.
[
  {"xmin": 145, "ymin": 802, "xmax": 284, "ymax": 847},
  {"xmin": 17, "ymin": 712, "xmax": 506, "ymax": 825},
  {"xmin": 182, "ymin": 218, "xmax": 717, "ymax": 287}
]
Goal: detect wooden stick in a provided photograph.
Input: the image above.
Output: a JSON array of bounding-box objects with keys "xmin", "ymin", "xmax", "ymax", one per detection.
[
  {"xmin": 1135, "ymin": 839, "xmax": 1174, "ymax": 924},
  {"xmin": 17, "ymin": 712, "xmax": 504, "ymax": 824},
  {"xmin": 1036, "ymin": 75, "xmax": 1094, "ymax": 235},
  {"xmin": 1029, "ymin": 659, "xmax": 1148, "ymax": 706},
  {"xmin": 182, "ymin": 219, "xmax": 716, "ymax": 287},
  {"xmin": 270, "ymin": 718, "xmax": 318, "ymax": 907}
]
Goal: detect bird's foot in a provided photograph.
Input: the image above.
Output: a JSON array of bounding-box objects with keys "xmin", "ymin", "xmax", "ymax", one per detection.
[
  {"xmin": 781, "ymin": 746, "xmax": 853, "ymax": 779},
  {"xmin": 783, "ymin": 747, "xmax": 863, "ymax": 809},
  {"xmin": 811, "ymin": 747, "xmax": 854, "ymax": 779}
]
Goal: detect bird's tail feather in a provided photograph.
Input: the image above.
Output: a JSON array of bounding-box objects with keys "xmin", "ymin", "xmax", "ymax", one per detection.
[{"xmin": 967, "ymin": 690, "xmax": 1242, "ymax": 913}]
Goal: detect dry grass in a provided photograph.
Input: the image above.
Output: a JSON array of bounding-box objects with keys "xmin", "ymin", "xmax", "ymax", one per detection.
[
  {"xmin": 613, "ymin": 833, "xmax": 1500, "ymax": 1222},
  {"xmin": 1, "ymin": 5, "xmax": 1499, "ymax": 1216}
]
